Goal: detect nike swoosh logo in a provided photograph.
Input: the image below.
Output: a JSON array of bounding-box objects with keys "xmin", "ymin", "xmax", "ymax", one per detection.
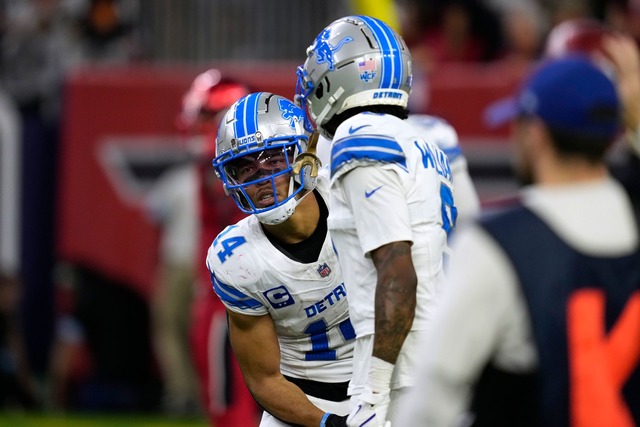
[
  {"xmin": 365, "ymin": 185, "xmax": 384, "ymax": 198},
  {"xmin": 348, "ymin": 124, "xmax": 371, "ymax": 134}
]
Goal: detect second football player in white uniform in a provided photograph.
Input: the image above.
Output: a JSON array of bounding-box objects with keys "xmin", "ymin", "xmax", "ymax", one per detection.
[
  {"xmin": 296, "ymin": 15, "xmax": 458, "ymax": 426},
  {"xmin": 316, "ymin": 115, "xmax": 480, "ymax": 225},
  {"xmin": 207, "ymin": 92, "xmax": 354, "ymax": 427}
]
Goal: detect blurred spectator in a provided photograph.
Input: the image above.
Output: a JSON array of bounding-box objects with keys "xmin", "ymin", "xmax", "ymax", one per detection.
[
  {"xmin": 397, "ymin": 0, "xmax": 504, "ymax": 72},
  {"xmin": 496, "ymin": 1, "xmax": 548, "ymax": 65},
  {"xmin": 602, "ymin": 33, "xmax": 640, "ymax": 207},
  {"xmin": 144, "ymin": 158, "xmax": 200, "ymax": 417},
  {"xmin": 71, "ymin": 0, "xmax": 141, "ymax": 64},
  {"xmin": 543, "ymin": 16, "xmax": 640, "ymax": 209}
]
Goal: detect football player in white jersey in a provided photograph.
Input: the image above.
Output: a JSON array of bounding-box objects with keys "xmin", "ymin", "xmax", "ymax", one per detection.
[
  {"xmin": 405, "ymin": 114, "xmax": 480, "ymax": 224},
  {"xmin": 296, "ymin": 15, "xmax": 458, "ymax": 427},
  {"xmin": 316, "ymin": 116, "xmax": 480, "ymax": 225},
  {"xmin": 207, "ymin": 92, "xmax": 354, "ymax": 427}
]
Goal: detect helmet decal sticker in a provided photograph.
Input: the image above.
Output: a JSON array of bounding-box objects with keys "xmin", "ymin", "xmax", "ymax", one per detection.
[
  {"xmin": 358, "ymin": 58, "xmax": 377, "ymax": 83},
  {"xmin": 311, "ymin": 27, "xmax": 354, "ymax": 71},
  {"xmin": 278, "ymin": 98, "xmax": 304, "ymax": 129}
]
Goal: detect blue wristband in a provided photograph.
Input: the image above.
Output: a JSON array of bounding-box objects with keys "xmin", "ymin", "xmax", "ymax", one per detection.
[{"xmin": 320, "ymin": 412, "xmax": 331, "ymax": 427}]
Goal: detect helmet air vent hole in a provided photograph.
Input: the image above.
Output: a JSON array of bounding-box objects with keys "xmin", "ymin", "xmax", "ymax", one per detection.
[
  {"xmin": 361, "ymin": 29, "xmax": 375, "ymax": 49},
  {"xmin": 316, "ymin": 82, "xmax": 324, "ymax": 99}
]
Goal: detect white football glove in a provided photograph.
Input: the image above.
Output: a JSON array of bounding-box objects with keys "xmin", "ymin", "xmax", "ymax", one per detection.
[{"xmin": 346, "ymin": 386, "xmax": 391, "ymax": 427}]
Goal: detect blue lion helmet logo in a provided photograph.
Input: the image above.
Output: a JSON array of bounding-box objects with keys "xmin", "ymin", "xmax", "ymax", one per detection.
[
  {"xmin": 310, "ymin": 28, "xmax": 353, "ymax": 71},
  {"xmin": 278, "ymin": 98, "xmax": 304, "ymax": 129}
]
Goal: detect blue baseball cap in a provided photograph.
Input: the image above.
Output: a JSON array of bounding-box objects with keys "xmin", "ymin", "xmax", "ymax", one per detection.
[{"xmin": 485, "ymin": 55, "xmax": 621, "ymax": 139}]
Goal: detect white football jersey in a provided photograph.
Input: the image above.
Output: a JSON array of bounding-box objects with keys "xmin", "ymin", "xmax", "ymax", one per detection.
[
  {"xmin": 405, "ymin": 114, "xmax": 480, "ymax": 223},
  {"xmin": 206, "ymin": 173, "xmax": 354, "ymax": 382},
  {"xmin": 327, "ymin": 112, "xmax": 456, "ymax": 337}
]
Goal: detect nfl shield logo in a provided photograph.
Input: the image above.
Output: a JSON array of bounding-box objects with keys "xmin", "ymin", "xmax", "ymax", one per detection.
[{"xmin": 316, "ymin": 263, "xmax": 331, "ymax": 277}]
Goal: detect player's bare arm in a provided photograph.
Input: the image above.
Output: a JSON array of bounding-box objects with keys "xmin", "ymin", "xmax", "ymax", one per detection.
[
  {"xmin": 370, "ymin": 241, "xmax": 417, "ymax": 364},
  {"xmin": 226, "ymin": 310, "xmax": 327, "ymax": 427}
]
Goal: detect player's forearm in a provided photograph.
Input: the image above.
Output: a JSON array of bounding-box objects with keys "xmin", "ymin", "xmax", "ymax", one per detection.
[
  {"xmin": 247, "ymin": 374, "xmax": 326, "ymax": 426},
  {"xmin": 373, "ymin": 274, "xmax": 417, "ymax": 363},
  {"xmin": 371, "ymin": 242, "xmax": 418, "ymax": 364}
]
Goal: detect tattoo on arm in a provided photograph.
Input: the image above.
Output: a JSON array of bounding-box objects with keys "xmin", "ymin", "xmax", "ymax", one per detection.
[{"xmin": 371, "ymin": 241, "xmax": 418, "ymax": 364}]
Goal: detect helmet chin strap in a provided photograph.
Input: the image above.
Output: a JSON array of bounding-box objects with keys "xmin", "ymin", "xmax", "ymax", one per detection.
[
  {"xmin": 255, "ymin": 184, "xmax": 314, "ymax": 225},
  {"xmin": 255, "ymin": 170, "xmax": 310, "ymax": 225},
  {"xmin": 255, "ymin": 196, "xmax": 298, "ymax": 225}
]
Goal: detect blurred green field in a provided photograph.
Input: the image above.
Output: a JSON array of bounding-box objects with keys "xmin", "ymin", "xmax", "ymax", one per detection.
[{"xmin": 0, "ymin": 412, "xmax": 208, "ymax": 427}]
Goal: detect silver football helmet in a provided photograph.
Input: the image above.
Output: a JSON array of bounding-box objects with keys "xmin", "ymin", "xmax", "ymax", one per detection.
[
  {"xmin": 296, "ymin": 15, "xmax": 413, "ymax": 138},
  {"xmin": 213, "ymin": 92, "xmax": 311, "ymax": 225}
]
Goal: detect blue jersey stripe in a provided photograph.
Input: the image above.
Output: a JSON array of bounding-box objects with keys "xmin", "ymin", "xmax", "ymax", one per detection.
[
  {"xmin": 360, "ymin": 16, "xmax": 402, "ymax": 90},
  {"xmin": 211, "ymin": 272, "xmax": 262, "ymax": 310},
  {"xmin": 442, "ymin": 146, "xmax": 462, "ymax": 162},
  {"xmin": 330, "ymin": 135, "xmax": 406, "ymax": 175}
]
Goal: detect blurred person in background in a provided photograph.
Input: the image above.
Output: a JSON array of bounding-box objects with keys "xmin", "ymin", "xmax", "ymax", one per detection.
[
  {"xmin": 208, "ymin": 92, "xmax": 354, "ymax": 427},
  {"xmin": 395, "ymin": 0, "xmax": 504, "ymax": 114},
  {"xmin": 176, "ymin": 69, "xmax": 260, "ymax": 427},
  {"xmin": 495, "ymin": 1, "xmax": 547, "ymax": 65},
  {"xmin": 73, "ymin": 0, "xmax": 140, "ymax": 63},
  {"xmin": 144, "ymin": 148, "xmax": 200, "ymax": 416},
  {"xmin": 603, "ymin": 33, "xmax": 640, "ymax": 209},
  {"xmin": 543, "ymin": 17, "xmax": 640, "ymax": 208},
  {"xmin": 396, "ymin": 54, "xmax": 639, "ymax": 427},
  {"xmin": 396, "ymin": 0, "xmax": 504, "ymax": 72}
]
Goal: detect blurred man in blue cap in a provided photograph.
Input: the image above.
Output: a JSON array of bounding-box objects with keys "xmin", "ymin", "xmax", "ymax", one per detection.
[{"xmin": 395, "ymin": 55, "xmax": 640, "ymax": 426}]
